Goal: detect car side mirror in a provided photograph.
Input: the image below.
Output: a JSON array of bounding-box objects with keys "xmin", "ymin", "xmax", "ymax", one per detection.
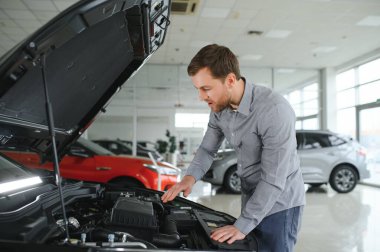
[{"xmin": 69, "ymin": 147, "xmax": 91, "ymax": 158}]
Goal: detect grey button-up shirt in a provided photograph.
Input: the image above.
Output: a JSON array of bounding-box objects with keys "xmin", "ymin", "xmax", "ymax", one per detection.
[{"xmin": 185, "ymin": 81, "xmax": 306, "ymax": 235}]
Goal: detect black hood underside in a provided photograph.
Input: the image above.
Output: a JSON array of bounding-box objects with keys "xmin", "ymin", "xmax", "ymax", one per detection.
[{"xmin": 0, "ymin": 0, "xmax": 170, "ymax": 160}]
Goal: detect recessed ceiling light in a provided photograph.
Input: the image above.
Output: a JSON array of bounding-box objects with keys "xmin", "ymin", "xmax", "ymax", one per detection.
[
  {"xmin": 265, "ymin": 30, "xmax": 292, "ymax": 38},
  {"xmin": 240, "ymin": 54, "xmax": 263, "ymax": 61},
  {"xmin": 356, "ymin": 16, "xmax": 380, "ymax": 27},
  {"xmin": 277, "ymin": 68, "xmax": 296, "ymax": 74},
  {"xmin": 312, "ymin": 46, "xmax": 336, "ymax": 53},
  {"xmin": 201, "ymin": 8, "xmax": 230, "ymax": 18}
]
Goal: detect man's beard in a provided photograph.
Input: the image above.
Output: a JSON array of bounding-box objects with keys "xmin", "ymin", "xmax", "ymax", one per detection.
[{"xmin": 210, "ymin": 91, "xmax": 232, "ymax": 112}]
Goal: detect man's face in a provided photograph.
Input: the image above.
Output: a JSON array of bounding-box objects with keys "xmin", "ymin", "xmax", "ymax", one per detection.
[{"xmin": 191, "ymin": 67, "xmax": 232, "ymax": 112}]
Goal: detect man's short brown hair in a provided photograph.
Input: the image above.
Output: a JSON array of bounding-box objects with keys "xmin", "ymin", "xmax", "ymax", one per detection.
[{"xmin": 187, "ymin": 44, "xmax": 241, "ymax": 81}]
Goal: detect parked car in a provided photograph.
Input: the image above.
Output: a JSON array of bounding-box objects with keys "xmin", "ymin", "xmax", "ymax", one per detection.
[
  {"xmin": 93, "ymin": 139, "xmax": 164, "ymax": 161},
  {"xmin": 204, "ymin": 130, "xmax": 370, "ymax": 194},
  {"xmin": 1, "ymin": 137, "xmax": 179, "ymax": 190},
  {"xmin": 0, "ymin": 0, "xmax": 260, "ymax": 251},
  {"xmin": 124, "ymin": 140, "xmax": 159, "ymax": 150},
  {"xmin": 0, "ymin": 153, "xmax": 258, "ymax": 251}
]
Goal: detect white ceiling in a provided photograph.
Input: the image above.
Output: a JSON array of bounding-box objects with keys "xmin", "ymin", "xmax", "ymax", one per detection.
[
  {"xmin": 151, "ymin": 0, "xmax": 380, "ymax": 68},
  {"xmin": 1, "ymin": 0, "xmax": 380, "ymax": 68},
  {"xmin": 0, "ymin": 0, "xmax": 380, "ymax": 110}
]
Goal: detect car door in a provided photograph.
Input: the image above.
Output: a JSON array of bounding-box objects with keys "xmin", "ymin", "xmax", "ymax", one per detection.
[{"xmin": 298, "ymin": 133, "xmax": 339, "ymax": 182}]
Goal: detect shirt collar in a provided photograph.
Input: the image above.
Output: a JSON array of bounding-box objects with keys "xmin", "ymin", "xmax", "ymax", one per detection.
[{"xmin": 236, "ymin": 78, "xmax": 253, "ymax": 116}]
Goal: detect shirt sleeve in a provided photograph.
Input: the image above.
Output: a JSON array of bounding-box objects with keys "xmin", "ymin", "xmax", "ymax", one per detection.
[
  {"xmin": 185, "ymin": 113, "xmax": 225, "ymax": 181},
  {"xmin": 234, "ymin": 103, "xmax": 297, "ymax": 235}
]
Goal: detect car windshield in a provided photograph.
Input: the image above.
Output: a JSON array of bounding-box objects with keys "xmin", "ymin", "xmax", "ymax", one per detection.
[
  {"xmin": 115, "ymin": 140, "xmax": 133, "ymax": 150},
  {"xmin": 77, "ymin": 138, "xmax": 114, "ymax": 156}
]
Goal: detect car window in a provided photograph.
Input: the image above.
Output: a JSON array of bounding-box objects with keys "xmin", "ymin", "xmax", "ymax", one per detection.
[
  {"xmin": 296, "ymin": 133, "xmax": 303, "ymax": 150},
  {"xmin": 77, "ymin": 138, "xmax": 114, "ymax": 155},
  {"xmin": 69, "ymin": 144, "xmax": 92, "ymax": 156},
  {"xmin": 304, "ymin": 133, "xmax": 331, "ymax": 149},
  {"xmin": 109, "ymin": 143, "xmax": 119, "ymax": 151},
  {"xmin": 121, "ymin": 146, "xmax": 132, "ymax": 154},
  {"xmin": 328, "ymin": 135, "xmax": 346, "ymax": 146}
]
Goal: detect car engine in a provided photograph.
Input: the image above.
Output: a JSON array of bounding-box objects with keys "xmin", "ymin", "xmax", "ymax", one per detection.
[{"xmin": 0, "ymin": 182, "xmax": 257, "ymax": 251}]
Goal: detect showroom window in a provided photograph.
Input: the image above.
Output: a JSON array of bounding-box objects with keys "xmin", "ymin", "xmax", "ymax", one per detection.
[
  {"xmin": 284, "ymin": 83, "xmax": 319, "ymax": 130},
  {"xmin": 175, "ymin": 113, "xmax": 210, "ymax": 134},
  {"xmin": 336, "ymin": 58, "xmax": 380, "ymax": 137},
  {"xmin": 336, "ymin": 57, "xmax": 380, "ymax": 186}
]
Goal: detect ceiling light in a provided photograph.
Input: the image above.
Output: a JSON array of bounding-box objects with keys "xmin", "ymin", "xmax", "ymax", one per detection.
[
  {"xmin": 265, "ymin": 30, "xmax": 292, "ymax": 38},
  {"xmin": 277, "ymin": 68, "xmax": 296, "ymax": 74},
  {"xmin": 240, "ymin": 54, "xmax": 263, "ymax": 61},
  {"xmin": 201, "ymin": 8, "xmax": 230, "ymax": 18},
  {"xmin": 356, "ymin": 16, "xmax": 380, "ymax": 27}
]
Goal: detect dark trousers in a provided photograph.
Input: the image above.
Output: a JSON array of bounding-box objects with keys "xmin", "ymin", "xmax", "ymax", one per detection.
[{"xmin": 253, "ymin": 206, "xmax": 303, "ymax": 252}]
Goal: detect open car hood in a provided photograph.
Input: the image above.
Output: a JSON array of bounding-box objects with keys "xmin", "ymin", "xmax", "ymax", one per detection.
[{"xmin": 0, "ymin": 0, "xmax": 170, "ymax": 160}]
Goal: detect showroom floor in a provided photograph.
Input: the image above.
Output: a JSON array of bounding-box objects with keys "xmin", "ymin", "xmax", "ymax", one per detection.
[{"xmin": 185, "ymin": 181, "xmax": 379, "ymax": 252}]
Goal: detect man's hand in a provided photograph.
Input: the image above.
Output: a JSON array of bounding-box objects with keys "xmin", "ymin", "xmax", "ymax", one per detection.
[
  {"xmin": 210, "ymin": 225, "xmax": 246, "ymax": 244},
  {"xmin": 161, "ymin": 175, "xmax": 195, "ymax": 203}
]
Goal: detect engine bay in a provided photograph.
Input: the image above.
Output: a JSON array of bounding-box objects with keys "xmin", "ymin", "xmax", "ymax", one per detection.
[{"xmin": 0, "ymin": 183, "xmax": 257, "ymax": 251}]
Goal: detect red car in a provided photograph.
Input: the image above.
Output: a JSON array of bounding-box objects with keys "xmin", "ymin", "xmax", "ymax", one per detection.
[{"xmin": 1, "ymin": 138, "xmax": 180, "ymax": 191}]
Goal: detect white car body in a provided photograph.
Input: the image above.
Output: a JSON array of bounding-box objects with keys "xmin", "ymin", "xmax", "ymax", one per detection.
[{"xmin": 203, "ymin": 130, "xmax": 370, "ymax": 193}]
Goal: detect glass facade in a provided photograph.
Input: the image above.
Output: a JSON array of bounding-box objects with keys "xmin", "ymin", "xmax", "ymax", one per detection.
[
  {"xmin": 284, "ymin": 83, "xmax": 319, "ymax": 130},
  {"xmin": 336, "ymin": 58, "xmax": 380, "ymax": 186}
]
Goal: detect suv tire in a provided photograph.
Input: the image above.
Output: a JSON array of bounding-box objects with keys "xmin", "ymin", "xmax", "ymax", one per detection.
[
  {"xmin": 224, "ymin": 165, "xmax": 241, "ymax": 194},
  {"xmin": 329, "ymin": 165, "xmax": 358, "ymax": 193}
]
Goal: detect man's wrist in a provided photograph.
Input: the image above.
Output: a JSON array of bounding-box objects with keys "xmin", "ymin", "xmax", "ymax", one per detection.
[{"xmin": 182, "ymin": 175, "xmax": 196, "ymax": 185}]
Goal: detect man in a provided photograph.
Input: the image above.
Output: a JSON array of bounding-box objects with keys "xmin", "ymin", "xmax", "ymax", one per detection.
[{"xmin": 161, "ymin": 44, "xmax": 305, "ymax": 252}]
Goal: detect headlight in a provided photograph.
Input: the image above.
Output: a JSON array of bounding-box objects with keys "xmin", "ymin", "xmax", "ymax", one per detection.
[{"xmin": 143, "ymin": 164, "xmax": 179, "ymax": 176}]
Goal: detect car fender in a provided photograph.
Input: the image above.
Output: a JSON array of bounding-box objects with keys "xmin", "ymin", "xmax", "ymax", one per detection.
[{"xmin": 94, "ymin": 155, "xmax": 152, "ymax": 188}]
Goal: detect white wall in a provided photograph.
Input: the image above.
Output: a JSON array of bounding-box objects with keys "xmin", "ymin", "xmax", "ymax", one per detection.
[
  {"xmin": 87, "ymin": 116, "xmax": 170, "ymax": 142},
  {"xmin": 86, "ymin": 104, "xmax": 179, "ymax": 144}
]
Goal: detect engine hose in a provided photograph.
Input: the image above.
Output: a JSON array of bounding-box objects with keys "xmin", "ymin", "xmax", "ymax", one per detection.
[
  {"xmin": 151, "ymin": 200, "xmax": 165, "ymax": 216},
  {"xmin": 152, "ymin": 216, "xmax": 181, "ymax": 248}
]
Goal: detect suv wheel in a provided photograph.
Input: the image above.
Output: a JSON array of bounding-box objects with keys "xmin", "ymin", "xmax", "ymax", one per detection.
[
  {"xmin": 329, "ymin": 165, "xmax": 358, "ymax": 193},
  {"xmin": 224, "ymin": 165, "xmax": 241, "ymax": 194}
]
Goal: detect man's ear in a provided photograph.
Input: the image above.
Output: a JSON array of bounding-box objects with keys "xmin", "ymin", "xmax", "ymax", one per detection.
[{"xmin": 225, "ymin": 73, "xmax": 237, "ymax": 88}]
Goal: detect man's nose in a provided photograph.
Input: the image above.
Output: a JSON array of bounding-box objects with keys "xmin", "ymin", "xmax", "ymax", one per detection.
[{"xmin": 199, "ymin": 90, "xmax": 208, "ymax": 101}]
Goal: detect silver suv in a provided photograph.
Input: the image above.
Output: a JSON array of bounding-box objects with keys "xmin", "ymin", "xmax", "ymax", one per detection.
[{"xmin": 202, "ymin": 130, "xmax": 370, "ymax": 193}]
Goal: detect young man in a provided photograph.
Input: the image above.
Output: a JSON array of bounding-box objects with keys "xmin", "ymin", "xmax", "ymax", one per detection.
[{"xmin": 161, "ymin": 44, "xmax": 305, "ymax": 252}]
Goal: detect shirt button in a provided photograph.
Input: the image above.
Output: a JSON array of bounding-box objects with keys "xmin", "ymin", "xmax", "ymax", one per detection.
[
  {"xmin": 232, "ymin": 133, "xmax": 234, "ymax": 136},
  {"xmin": 238, "ymin": 164, "xmax": 242, "ymax": 167}
]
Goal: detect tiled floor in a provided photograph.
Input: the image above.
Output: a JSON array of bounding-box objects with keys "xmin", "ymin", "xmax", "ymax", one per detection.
[{"xmin": 186, "ymin": 181, "xmax": 380, "ymax": 252}]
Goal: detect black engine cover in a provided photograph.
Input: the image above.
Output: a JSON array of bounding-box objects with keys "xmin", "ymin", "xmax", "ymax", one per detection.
[{"xmin": 109, "ymin": 197, "xmax": 158, "ymax": 240}]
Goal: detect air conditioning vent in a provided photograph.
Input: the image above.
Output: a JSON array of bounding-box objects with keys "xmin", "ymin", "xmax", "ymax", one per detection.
[{"xmin": 171, "ymin": 0, "xmax": 199, "ymax": 15}]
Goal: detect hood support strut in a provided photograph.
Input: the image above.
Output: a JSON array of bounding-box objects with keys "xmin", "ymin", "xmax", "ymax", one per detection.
[{"xmin": 40, "ymin": 53, "xmax": 70, "ymax": 241}]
